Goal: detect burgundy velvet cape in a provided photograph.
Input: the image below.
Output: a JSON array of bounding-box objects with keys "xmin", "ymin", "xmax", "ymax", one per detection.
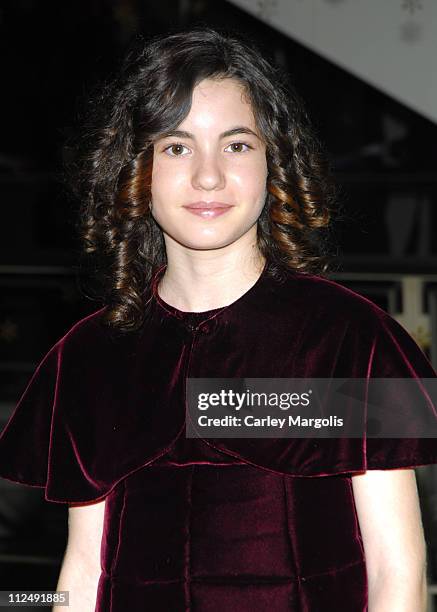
[{"xmin": 0, "ymin": 262, "xmax": 437, "ymax": 611}]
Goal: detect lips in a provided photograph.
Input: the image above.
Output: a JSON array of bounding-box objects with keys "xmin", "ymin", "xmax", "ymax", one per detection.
[
  {"xmin": 182, "ymin": 201, "xmax": 234, "ymax": 219},
  {"xmin": 183, "ymin": 201, "xmax": 233, "ymax": 210}
]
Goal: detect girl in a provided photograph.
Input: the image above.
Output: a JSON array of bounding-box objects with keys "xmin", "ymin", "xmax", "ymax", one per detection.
[{"xmin": 0, "ymin": 28, "xmax": 436, "ymax": 611}]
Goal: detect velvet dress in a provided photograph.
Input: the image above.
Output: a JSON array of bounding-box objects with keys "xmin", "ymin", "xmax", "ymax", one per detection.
[{"xmin": 0, "ymin": 262, "xmax": 437, "ymax": 611}]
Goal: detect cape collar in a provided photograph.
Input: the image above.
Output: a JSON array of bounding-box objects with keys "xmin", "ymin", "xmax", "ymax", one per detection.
[{"xmin": 148, "ymin": 259, "xmax": 274, "ymax": 329}]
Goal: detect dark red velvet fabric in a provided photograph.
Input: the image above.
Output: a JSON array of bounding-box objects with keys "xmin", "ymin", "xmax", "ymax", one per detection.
[{"xmin": 0, "ymin": 262, "xmax": 436, "ymax": 611}]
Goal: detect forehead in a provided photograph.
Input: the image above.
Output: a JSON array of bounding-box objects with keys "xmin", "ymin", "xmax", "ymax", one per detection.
[{"xmin": 180, "ymin": 77, "xmax": 257, "ymax": 130}]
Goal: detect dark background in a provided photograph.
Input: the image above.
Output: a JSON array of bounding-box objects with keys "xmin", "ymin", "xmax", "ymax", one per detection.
[{"xmin": 0, "ymin": 0, "xmax": 436, "ymax": 604}]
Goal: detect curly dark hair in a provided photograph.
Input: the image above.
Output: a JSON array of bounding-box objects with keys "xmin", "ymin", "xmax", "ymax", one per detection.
[{"xmin": 67, "ymin": 27, "xmax": 337, "ymax": 333}]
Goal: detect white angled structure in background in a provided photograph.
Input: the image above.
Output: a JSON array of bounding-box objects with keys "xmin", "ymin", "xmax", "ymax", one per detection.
[{"xmin": 228, "ymin": 0, "xmax": 437, "ymax": 123}]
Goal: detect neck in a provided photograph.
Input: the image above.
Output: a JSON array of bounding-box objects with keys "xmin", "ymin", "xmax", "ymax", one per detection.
[{"xmin": 157, "ymin": 242, "xmax": 266, "ymax": 313}]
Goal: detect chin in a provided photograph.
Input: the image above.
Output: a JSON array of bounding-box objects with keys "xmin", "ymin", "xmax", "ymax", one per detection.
[{"xmin": 175, "ymin": 233, "xmax": 240, "ymax": 251}]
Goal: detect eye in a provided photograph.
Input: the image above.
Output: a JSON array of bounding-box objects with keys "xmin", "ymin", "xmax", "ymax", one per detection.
[
  {"xmin": 164, "ymin": 143, "xmax": 190, "ymax": 156},
  {"xmin": 224, "ymin": 142, "xmax": 253, "ymax": 153}
]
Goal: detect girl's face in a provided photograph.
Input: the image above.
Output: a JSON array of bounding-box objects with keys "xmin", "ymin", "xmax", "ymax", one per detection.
[{"xmin": 150, "ymin": 77, "xmax": 268, "ymax": 253}]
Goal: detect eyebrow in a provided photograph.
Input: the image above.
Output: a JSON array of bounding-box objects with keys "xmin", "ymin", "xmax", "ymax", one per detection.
[{"xmin": 156, "ymin": 126, "xmax": 261, "ymax": 141}]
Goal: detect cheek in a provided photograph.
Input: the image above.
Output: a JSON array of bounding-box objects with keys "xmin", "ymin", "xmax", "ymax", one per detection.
[
  {"xmin": 231, "ymin": 160, "xmax": 268, "ymax": 201},
  {"xmin": 151, "ymin": 160, "xmax": 170, "ymax": 196},
  {"xmin": 151, "ymin": 161, "xmax": 185, "ymax": 200},
  {"xmin": 150, "ymin": 162, "xmax": 162, "ymax": 199}
]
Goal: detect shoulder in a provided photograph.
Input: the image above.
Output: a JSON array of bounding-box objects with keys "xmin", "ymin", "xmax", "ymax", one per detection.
[
  {"xmin": 59, "ymin": 305, "xmax": 106, "ymax": 340},
  {"xmin": 273, "ymin": 269, "xmax": 393, "ymax": 332},
  {"xmin": 276, "ymin": 270, "xmax": 435, "ymax": 376},
  {"xmin": 52, "ymin": 306, "xmax": 114, "ymax": 358}
]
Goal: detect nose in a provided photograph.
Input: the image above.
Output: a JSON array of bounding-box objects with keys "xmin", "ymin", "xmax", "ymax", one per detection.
[{"xmin": 191, "ymin": 152, "xmax": 225, "ymax": 191}]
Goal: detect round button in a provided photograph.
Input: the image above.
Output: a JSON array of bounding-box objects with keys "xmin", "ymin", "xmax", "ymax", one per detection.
[{"xmin": 199, "ymin": 320, "xmax": 213, "ymax": 334}]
